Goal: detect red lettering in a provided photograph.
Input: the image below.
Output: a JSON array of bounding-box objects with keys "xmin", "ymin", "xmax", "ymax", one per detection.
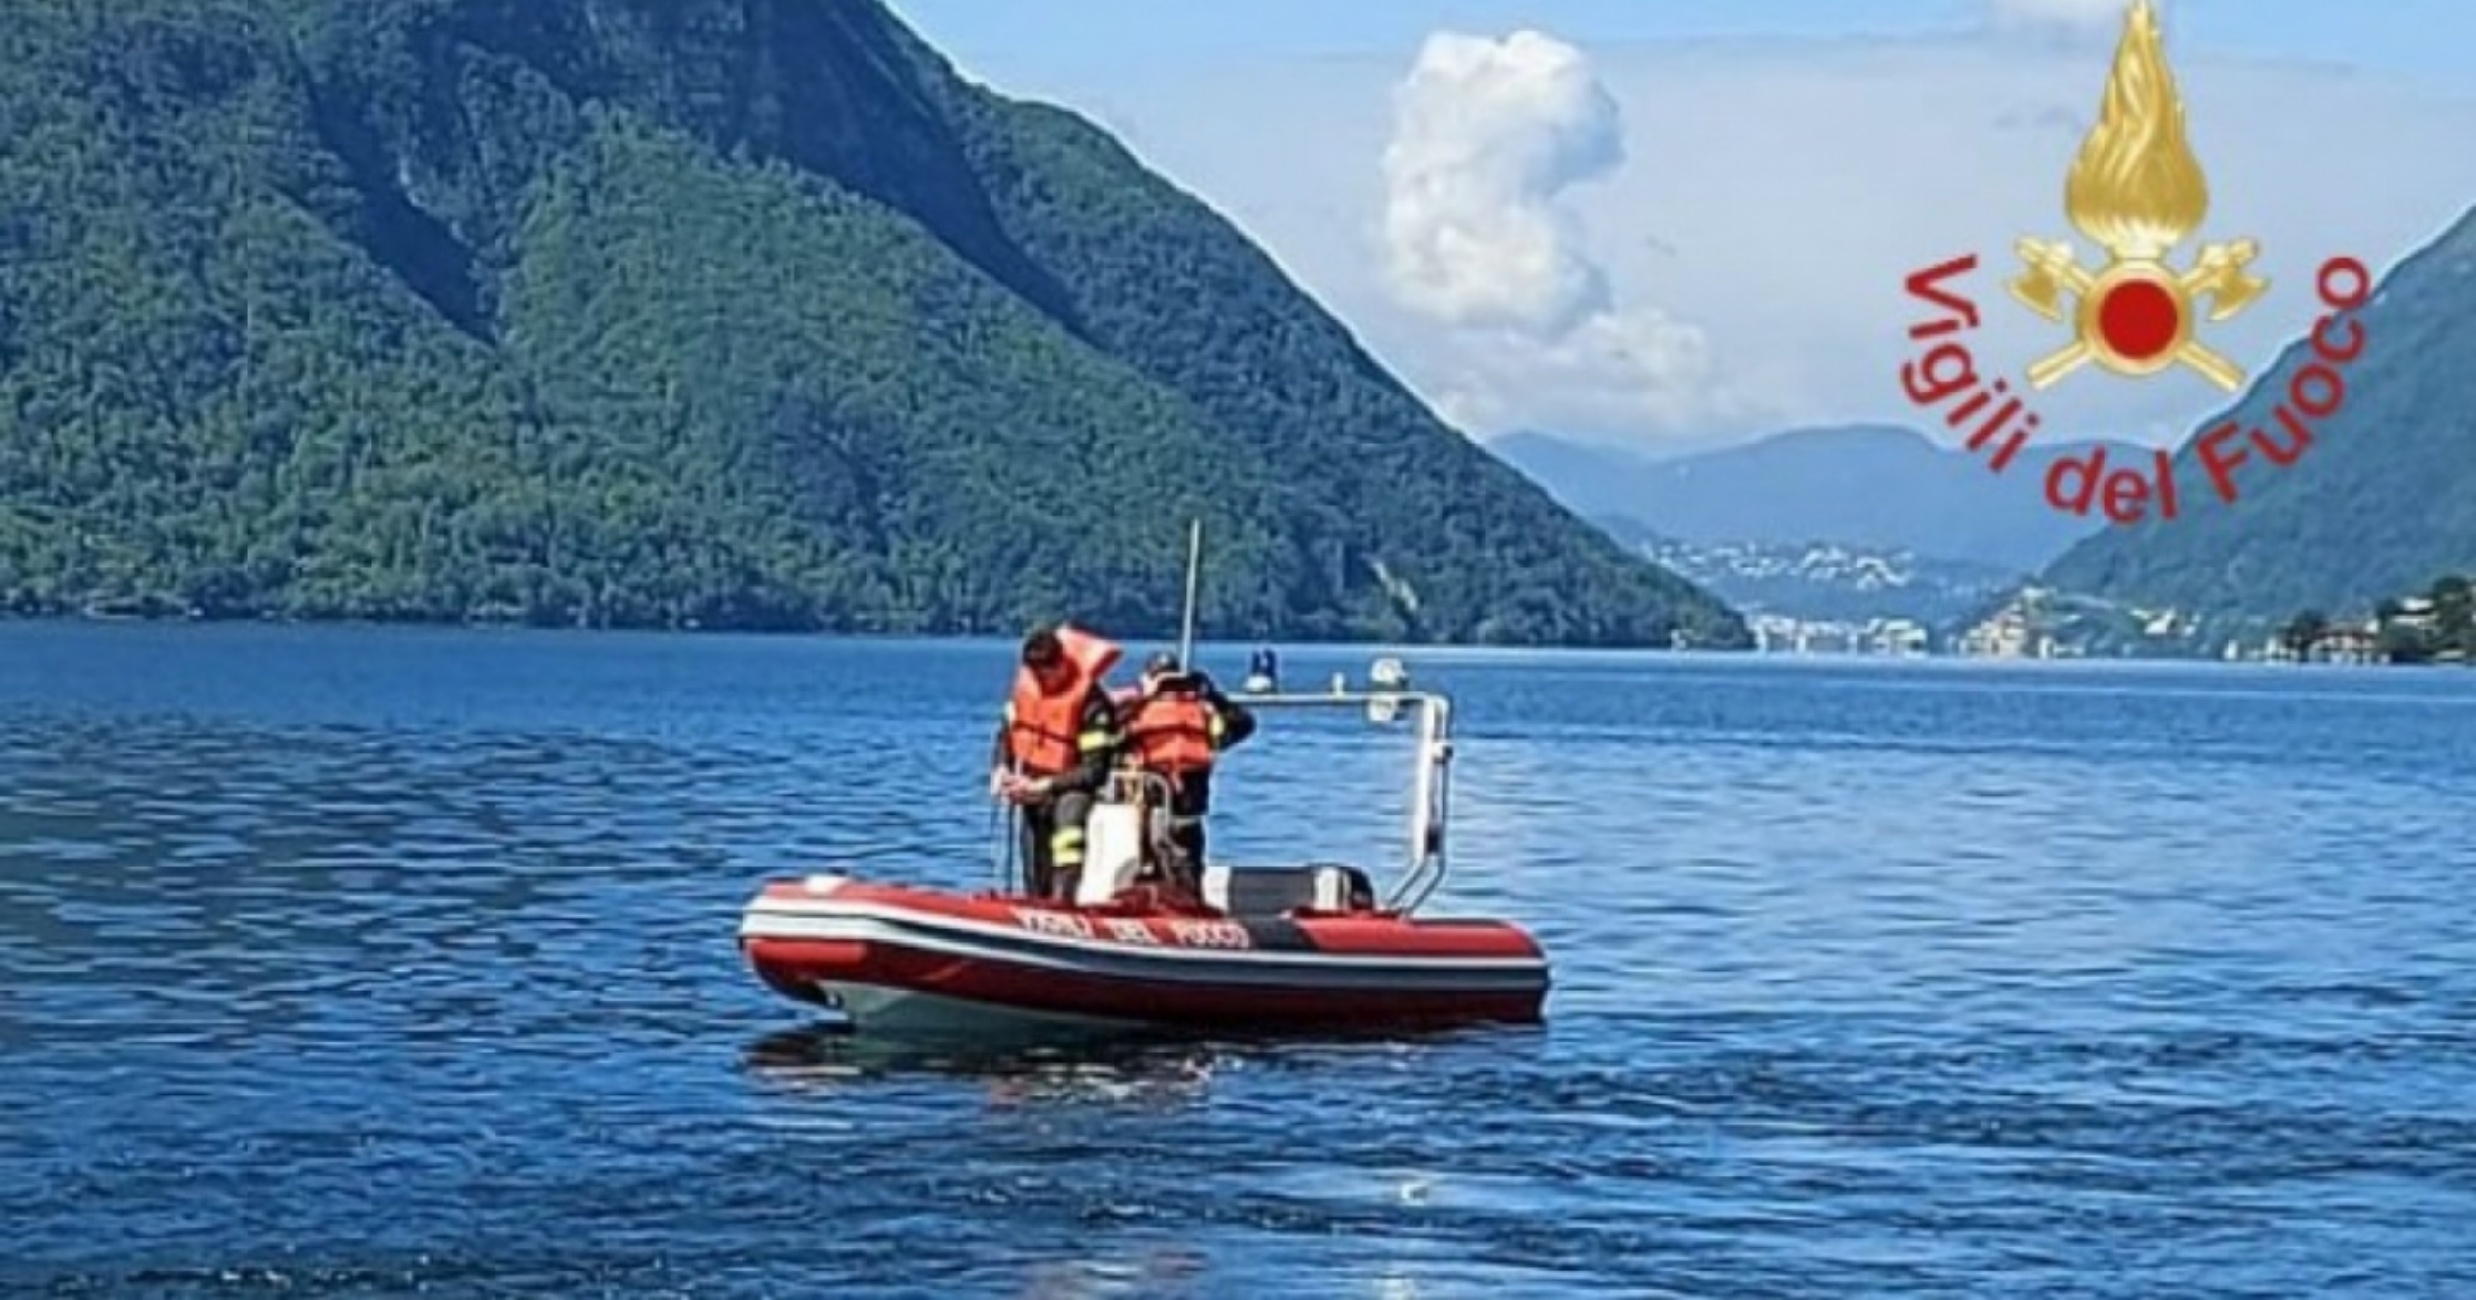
[
  {"xmin": 2044, "ymin": 445, "xmax": 2109, "ymax": 515},
  {"xmin": 1963, "ymin": 393, "xmax": 2024, "ymax": 451},
  {"xmin": 2155, "ymin": 449, "xmax": 2179, "ymax": 520},
  {"xmin": 1903, "ymin": 254, "xmax": 1981, "ymax": 335},
  {"xmin": 1015, "ymin": 909, "xmax": 1095, "ymax": 939},
  {"xmin": 1167, "ymin": 919, "xmax": 1251, "ymax": 950},
  {"xmin": 1971, "ymin": 399, "xmax": 2038, "ymax": 473},
  {"xmin": 2253, "ymin": 410, "xmax": 2311, "ymax": 466},
  {"xmin": 1105, "ymin": 918, "xmax": 1161, "ymax": 945},
  {"xmin": 1947, "ymin": 376, "xmax": 2002, "ymax": 426},
  {"xmin": 2317, "ymin": 256, "xmax": 2371, "ymax": 312},
  {"xmin": 1901, "ymin": 341, "xmax": 1981, "ymax": 407},
  {"xmin": 2310, "ymin": 314, "xmax": 2365, "ymax": 364},
  {"xmin": 1988, "ymin": 425, "xmax": 2029, "ymax": 474},
  {"xmin": 2102, "ymin": 468, "xmax": 2151, "ymax": 524},
  {"xmin": 2289, "ymin": 363, "xmax": 2343, "ymax": 418},
  {"xmin": 2196, "ymin": 421, "xmax": 2249, "ymax": 504}
]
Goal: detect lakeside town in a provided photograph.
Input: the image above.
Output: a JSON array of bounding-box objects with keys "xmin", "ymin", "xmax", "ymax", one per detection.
[{"xmin": 1743, "ymin": 573, "xmax": 2476, "ymax": 665}]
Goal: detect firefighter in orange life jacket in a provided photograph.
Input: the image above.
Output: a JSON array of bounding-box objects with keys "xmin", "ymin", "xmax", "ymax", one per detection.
[
  {"xmin": 1119, "ymin": 651, "xmax": 1256, "ymax": 885},
  {"xmin": 989, "ymin": 624, "xmax": 1125, "ymax": 901}
]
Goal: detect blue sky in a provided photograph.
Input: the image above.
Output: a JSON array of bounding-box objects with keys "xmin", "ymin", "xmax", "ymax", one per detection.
[
  {"xmin": 882, "ymin": 1, "xmax": 2476, "ymax": 453},
  {"xmin": 890, "ymin": 1, "xmax": 2474, "ymax": 88}
]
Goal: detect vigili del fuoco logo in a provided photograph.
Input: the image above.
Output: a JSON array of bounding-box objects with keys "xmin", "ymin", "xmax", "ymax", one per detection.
[{"xmin": 1896, "ymin": 0, "xmax": 2372, "ymax": 528}]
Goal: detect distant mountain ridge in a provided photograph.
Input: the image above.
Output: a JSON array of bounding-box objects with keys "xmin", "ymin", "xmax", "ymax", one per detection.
[{"xmin": 1491, "ymin": 425, "xmax": 2137, "ymax": 572}]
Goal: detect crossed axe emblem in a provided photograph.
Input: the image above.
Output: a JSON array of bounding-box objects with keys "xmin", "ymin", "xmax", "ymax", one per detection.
[{"xmin": 2007, "ymin": 237, "xmax": 2269, "ymax": 392}]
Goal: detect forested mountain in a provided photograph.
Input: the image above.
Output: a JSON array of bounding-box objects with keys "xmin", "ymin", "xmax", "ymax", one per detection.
[
  {"xmin": 2040, "ymin": 208, "xmax": 2476, "ymax": 622},
  {"xmin": 0, "ymin": 0, "xmax": 1747, "ymax": 647}
]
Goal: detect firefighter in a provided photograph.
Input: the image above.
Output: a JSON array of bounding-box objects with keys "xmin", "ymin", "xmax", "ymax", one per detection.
[
  {"xmin": 1119, "ymin": 650, "xmax": 1256, "ymax": 888},
  {"xmin": 989, "ymin": 624, "xmax": 1124, "ymax": 900}
]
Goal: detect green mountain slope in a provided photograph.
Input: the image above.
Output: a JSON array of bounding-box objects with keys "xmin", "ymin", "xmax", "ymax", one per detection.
[
  {"xmin": 0, "ymin": 0, "xmax": 1747, "ymax": 647},
  {"xmin": 2039, "ymin": 208, "xmax": 2476, "ymax": 623}
]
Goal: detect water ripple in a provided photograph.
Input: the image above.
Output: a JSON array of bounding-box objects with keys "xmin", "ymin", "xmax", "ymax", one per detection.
[{"xmin": 4, "ymin": 624, "xmax": 2475, "ymax": 1296}]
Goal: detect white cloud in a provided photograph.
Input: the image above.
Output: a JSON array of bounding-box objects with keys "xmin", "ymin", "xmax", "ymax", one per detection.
[
  {"xmin": 1425, "ymin": 309, "xmax": 1763, "ymax": 442},
  {"xmin": 1043, "ymin": 23, "xmax": 2476, "ymax": 455},
  {"xmin": 1380, "ymin": 30, "xmax": 1620, "ymax": 334},
  {"xmin": 1374, "ymin": 30, "xmax": 1737, "ymax": 441}
]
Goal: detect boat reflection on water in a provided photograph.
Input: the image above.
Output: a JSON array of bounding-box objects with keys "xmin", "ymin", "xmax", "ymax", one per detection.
[
  {"xmin": 738, "ymin": 1022, "xmax": 1222, "ymax": 1107},
  {"xmin": 739, "ymin": 1018, "xmax": 1538, "ymax": 1111},
  {"xmin": 1015, "ymin": 1247, "xmax": 1215, "ymax": 1300},
  {"xmin": 1014, "ymin": 1251, "xmax": 1420, "ymax": 1300}
]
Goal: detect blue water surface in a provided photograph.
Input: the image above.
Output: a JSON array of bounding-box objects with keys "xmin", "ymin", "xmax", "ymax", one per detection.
[{"xmin": 4, "ymin": 622, "xmax": 2473, "ymax": 1297}]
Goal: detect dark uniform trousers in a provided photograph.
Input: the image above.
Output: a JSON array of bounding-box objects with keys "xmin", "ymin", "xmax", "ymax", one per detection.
[
  {"xmin": 1020, "ymin": 789, "xmax": 1095, "ymax": 901},
  {"xmin": 1154, "ymin": 770, "xmax": 1218, "ymax": 889}
]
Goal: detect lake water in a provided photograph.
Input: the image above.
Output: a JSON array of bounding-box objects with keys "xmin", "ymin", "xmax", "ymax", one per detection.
[{"xmin": 5, "ymin": 622, "xmax": 2475, "ymax": 1297}]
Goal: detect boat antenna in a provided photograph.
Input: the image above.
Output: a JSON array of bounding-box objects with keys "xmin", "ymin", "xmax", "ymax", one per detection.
[{"xmin": 1177, "ymin": 516, "xmax": 1202, "ymax": 669}]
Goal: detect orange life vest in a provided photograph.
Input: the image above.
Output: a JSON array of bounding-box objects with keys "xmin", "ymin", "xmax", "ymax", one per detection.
[
  {"xmin": 1126, "ymin": 688, "xmax": 1215, "ymax": 776},
  {"xmin": 1004, "ymin": 625, "xmax": 1122, "ymax": 776}
]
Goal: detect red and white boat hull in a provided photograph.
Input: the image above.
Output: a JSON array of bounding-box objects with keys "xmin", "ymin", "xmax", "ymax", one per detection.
[{"xmin": 737, "ymin": 873, "xmax": 1551, "ymax": 1035}]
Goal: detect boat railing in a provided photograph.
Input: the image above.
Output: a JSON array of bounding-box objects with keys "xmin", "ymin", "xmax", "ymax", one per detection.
[
  {"xmin": 1099, "ymin": 766, "xmax": 1179, "ymax": 807},
  {"xmin": 1153, "ymin": 522, "xmax": 1451, "ymax": 912},
  {"xmin": 1223, "ymin": 677, "xmax": 1454, "ymax": 914}
]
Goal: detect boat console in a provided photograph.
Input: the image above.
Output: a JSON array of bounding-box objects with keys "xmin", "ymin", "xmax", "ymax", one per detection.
[
  {"xmin": 1072, "ymin": 782, "xmax": 1158, "ymax": 908},
  {"xmin": 1065, "ymin": 659, "xmax": 1454, "ymax": 917},
  {"xmin": 1230, "ymin": 664, "xmax": 1454, "ymax": 914},
  {"xmin": 1199, "ymin": 863, "xmax": 1376, "ymax": 916}
]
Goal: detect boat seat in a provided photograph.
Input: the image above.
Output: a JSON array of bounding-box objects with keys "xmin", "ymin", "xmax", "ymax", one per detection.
[{"xmin": 1200, "ymin": 863, "xmax": 1376, "ymax": 916}]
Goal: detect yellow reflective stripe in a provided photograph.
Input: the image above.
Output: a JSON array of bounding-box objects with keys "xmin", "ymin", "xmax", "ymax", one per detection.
[
  {"xmin": 1077, "ymin": 728, "xmax": 1117, "ymax": 751},
  {"xmin": 1207, "ymin": 714, "xmax": 1226, "ymax": 743},
  {"xmin": 1051, "ymin": 827, "xmax": 1084, "ymax": 865}
]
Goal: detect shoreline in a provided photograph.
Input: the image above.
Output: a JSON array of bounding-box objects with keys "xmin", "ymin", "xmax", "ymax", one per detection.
[
  {"xmin": 11, "ymin": 611, "xmax": 2470, "ymax": 673},
  {"xmin": 0, "ymin": 609, "xmax": 1750, "ymax": 657}
]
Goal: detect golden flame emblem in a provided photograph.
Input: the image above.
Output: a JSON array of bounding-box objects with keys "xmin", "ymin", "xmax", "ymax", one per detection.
[{"xmin": 2008, "ymin": 0, "xmax": 2267, "ymax": 391}]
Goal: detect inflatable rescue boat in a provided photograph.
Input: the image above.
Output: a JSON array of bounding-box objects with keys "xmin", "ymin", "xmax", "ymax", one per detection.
[{"xmin": 736, "ymin": 671, "xmax": 1551, "ymax": 1037}]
